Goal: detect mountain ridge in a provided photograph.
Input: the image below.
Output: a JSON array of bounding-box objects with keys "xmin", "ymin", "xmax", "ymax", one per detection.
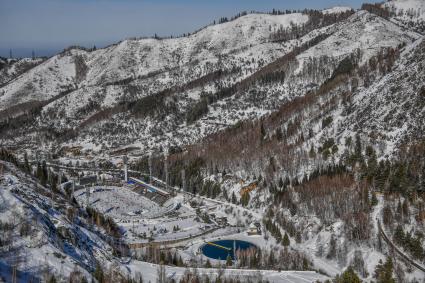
[
  {"xmin": 1, "ymin": 8, "xmax": 420, "ymax": 158},
  {"xmin": 1, "ymin": 1, "xmax": 425, "ymax": 282}
]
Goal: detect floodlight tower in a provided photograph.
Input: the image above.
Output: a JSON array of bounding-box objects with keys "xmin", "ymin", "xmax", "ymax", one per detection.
[
  {"xmin": 181, "ymin": 169, "xmax": 186, "ymax": 193},
  {"xmin": 95, "ymin": 161, "xmax": 100, "ymax": 184},
  {"xmin": 123, "ymin": 156, "xmax": 128, "ymax": 183},
  {"xmin": 148, "ymin": 153, "xmax": 153, "ymax": 184},
  {"xmin": 182, "ymin": 168, "xmax": 186, "ymax": 202},
  {"xmin": 56, "ymin": 169, "xmax": 61, "ymax": 204},
  {"xmin": 164, "ymin": 152, "xmax": 169, "ymax": 193},
  {"xmin": 164, "ymin": 150, "xmax": 170, "ymax": 195},
  {"xmin": 86, "ymin": 186, "xmax": 90, "ymax": 207},
  {"xmin": 35, "ymin": 151, "xmax": 40, "ymax": 190},
  {"xmin": 233, "ymin": 240, "xmax": 237, "ymax": 267},
  {"xmin": 71, "ymin": 180, "xmax": 75, "ymax": 202}
]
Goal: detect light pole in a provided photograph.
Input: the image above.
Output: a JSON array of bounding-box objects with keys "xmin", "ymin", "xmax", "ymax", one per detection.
[{"xmin": 148, "ymin": 153, "xmax": 153, "ymax": 184}]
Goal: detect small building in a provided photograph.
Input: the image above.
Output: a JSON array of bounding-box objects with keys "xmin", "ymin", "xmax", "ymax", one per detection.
[
  {"xmin": 216, "ymin": 217, "xmax": 228, "ymax": 226},
  {"xmin": 129, "ymin": 177, "xmax": 170, "ymax": 197},
  {"xmin": 247, "ymin": 223, "xmax": 261, "ymax": 236}
]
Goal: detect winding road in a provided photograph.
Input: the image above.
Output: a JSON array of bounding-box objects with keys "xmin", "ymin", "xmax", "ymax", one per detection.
[{"xmin": 374, "ymin": 195, "xmax": 425, "ymax": 274}]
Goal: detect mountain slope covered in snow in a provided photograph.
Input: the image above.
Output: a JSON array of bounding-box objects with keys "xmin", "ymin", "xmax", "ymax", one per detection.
[
  {"xmin": 0, "ymin": 7, "xmax": 421, "ymax": 160},
  {"xmin": 1, "ymin": 1, "xmax": 425, "ymax": 282}
]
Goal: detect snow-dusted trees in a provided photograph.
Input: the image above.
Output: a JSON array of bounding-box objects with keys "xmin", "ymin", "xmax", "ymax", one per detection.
[
  {"xmin": 234, "ymin": 246, "xmax": 309, "ymax": 271},
  {"xmin": 374, "ymin": 257, "xmax": 396, "ymax": 283},
  {"xmin": 86, "ymin": 207, "xmax": 122, "ymax": 239},
  {"xmin": 269, "ymin": 9, "xmax": 354, "ymax": 42},
  {"xmin": 361, "ymin": 3, "xmax": 390, "ymax": 19},
  {"xmin": 393, "ymin": 224, "xmax": 424, "ymax": 261},
  {"xmin": 333, "ymin": 267, "xmax": 362, "ymax": 283},
  {"xmin": 134, "ymin": 246, "xmax": 184, "ymax": 267}
]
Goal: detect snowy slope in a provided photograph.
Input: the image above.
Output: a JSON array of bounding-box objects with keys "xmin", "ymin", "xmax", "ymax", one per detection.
[
  {"xmin": 81, "ymin": 11, "xmax": 417, "ymax": 154},
  {"xmin": 384, "ymin": 0, "xmax": 425, "ymax": 33},
  {"xmin": 0, "ymin": 161, "xmax": 117, "ymax": 282},
  {"xmin": 1, "ymin": 4, "xmax": 425, "ymax": 281},
  {"xmin": 0, "ymin": 57, "xmax": 44, "ymax": 86},
  {"xmin": 0, "ymin": 160, "xmax": 333, "ymax": 282},
  {"xmin": 84, "ymin": 13, "xmax": 309, "ymax": 85},
  {"xmin": 0, "ymin": 9, "xmax": 419, "ymax": 158},
  {"xmin": 0, "ymin": 53, "xmax": 77, "ymax": 111},
  {"xmin": 384, "ymin": 0, "xmax": 425, "ymax": 21},
  {"xmin": 296, "ymin": 10, "xmax": 418, "ymax": 69},
  {"xmin": 338, "ymin": 36, "xmax": 425, "ymax": 154},
  {"xmin": 322, "ymin": 6, "xmax": 353, "ymax": 15},
  {"xmin": 0, "ymin": 13, "xmax": 309, "ymax": 113}
]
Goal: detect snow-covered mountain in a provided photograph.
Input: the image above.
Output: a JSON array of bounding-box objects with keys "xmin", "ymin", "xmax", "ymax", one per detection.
[
  {"xmin": 0, "ymin": 5, "xmax": 421, "ymax": 160},
  {"xmin": 1, "ymin": 1, "xmax": 425, "ymax": 282},
  {"xmin": 0, "ymin": 12, "xmax": 310, "ymax": 112},
  {"xmin": 0, "ymin": 57, "xmax": 45, "ymax": 86},
  {"xmin": 383, "ymin": 0, "xmax": 425, "ymax": 32},
  {"xmin": 0, "ymin": 161, "xmax": 111, "ymax": 282}
]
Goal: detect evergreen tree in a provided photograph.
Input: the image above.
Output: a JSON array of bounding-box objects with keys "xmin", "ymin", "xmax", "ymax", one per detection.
[
  {"xmin": 41, "ymin": 160, "xmax": 48, "ymax": 186},
  {"xmin": 375, "ymin": 160, "xmax": 388, "ymax": 191},
  {"xmin": 24, "ymin": 152, "xmax": 31, "ymax": 174},
  {"xmin": 282, "ymin": 233, "xmax": 290, "ymax": 247},
  {"xmin": 268, "ymin": 250, "xmax": 275, "ymax": 265},
  {"xmin": 94, "ymin": 263, "xmax": 104, "ymax": 283},
  {"xmin": 260, "ymin": 123, "xmax": 266, "ymax": 139},
  {"xmin": 231, "ymin": 192, "xmax": 237, "ymax": 204},
  {"xmin": 393, "ymin": 225, "xmax": 405, "ymax": 245},
  {"xmin": 276, "ymin": 127, "xmax": 283, "ymax": 141},
  {"xmin": 334, "ymin": 266, "xmax": 362, "ymax": 283},
  {"xmin": 370, "ymin": 191, "xmax": 378, "ymax": 206},
  {"xmin": 36, "ymin": 162, "xmax": 43, "ymax": 180},
  {"xmin": 240, "ymin": 192, "xmax": 250, "ymax": 206},
  {"xmin": 402, "ymin": 200, "xmax": 409, "ymax": 218},
  {"xmin": 327, "ymin": 234, "xmax": 337, "ymax": 259},
  {"xmin": 47, "ymin": 275, "xmax": 57, "ymax": 283},
  {"xmin": 309, "ymin": 145, "xmax": 316, "ymax": 158},
  {"xmin": 278, "ymin": 177, "xmax": 284, "ymax": 188},
  {"xmin": 354, "ymin": 134, "xmax": 362, "ymax": 163},
  {"xmin": 50, "ymin": 173, "xmax": 57, "ymax": 193},
  {"xmin": 421, "ymin": 164, "xmax": 425, "ymax": 191},
  {"xmin": 390, "ymin": 163, "xmax": 407, "ymax": 192},
  {"xmin": 374, "ymin": 257, "xmax": 395, "ymax": 283},
  {"xmin": 178, "ymin": 256, "xmax": 184, "ymax": 267},
  {"xmin": 366, "ymin": 146, "xmax": 377, "ymax": 182},
  {"xmin": 226, "ymin": 254, "xmax": 233, "ymax": 266}
]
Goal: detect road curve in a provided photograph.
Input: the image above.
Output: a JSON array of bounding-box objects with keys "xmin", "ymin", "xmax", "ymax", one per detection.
[{"xmin": 377, "ymin": 219, "xmax": 425, "ymax": 273}]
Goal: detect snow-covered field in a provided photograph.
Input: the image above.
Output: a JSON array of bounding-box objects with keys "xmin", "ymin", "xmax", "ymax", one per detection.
[
  {"xmin": 74, "ymin": 185, "xmax": 170, "ymax": 219},
  {"xmin": 73, "ymin": 185, "xmax": 221, "ymax": 244}
]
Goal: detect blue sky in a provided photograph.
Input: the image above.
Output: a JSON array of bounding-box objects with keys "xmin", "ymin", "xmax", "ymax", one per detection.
[{"xmin": 0, "ymin": 0, "xmax": 381, "ymax": 58}]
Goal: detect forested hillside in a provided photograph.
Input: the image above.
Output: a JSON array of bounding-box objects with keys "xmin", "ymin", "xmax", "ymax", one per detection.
[{"xmin": 1, "ymin": 0, "xmax": 425, "ymax": 282}]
